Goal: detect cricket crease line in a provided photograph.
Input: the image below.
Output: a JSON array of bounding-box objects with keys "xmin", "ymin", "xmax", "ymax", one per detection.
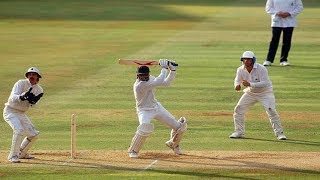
[
  {"xmin": 144, "ymin": 160, "xmax": 158, "ymax": 170},
  {"xmin": 62, "ymin": 158, "xmax": 73, "ymax": 165}
]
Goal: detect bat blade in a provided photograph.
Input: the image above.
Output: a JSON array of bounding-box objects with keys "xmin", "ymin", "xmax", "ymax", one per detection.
[
  {"xmin": 118, "ymin": 59, "xmax": 178, "ymax": 67},
  {"xmin": 118, "ymin": 59, "xmax": 158, "ymax": 66}
]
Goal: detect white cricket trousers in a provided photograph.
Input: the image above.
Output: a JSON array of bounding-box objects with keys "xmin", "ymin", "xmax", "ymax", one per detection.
[
  {"xmin": 137, "ymin": 103, "xmax": 180, "ymax": 131},
  {"xmin": 233, "ymin": 92, "xmax": 284, "ymax": 136},
  {"xmin": 3, "ymin": 106, "xmax": 39, "ymax": 159},
  {"xmin": 3, "ymin": 106, "xmax": 39, "ymax": 138}
]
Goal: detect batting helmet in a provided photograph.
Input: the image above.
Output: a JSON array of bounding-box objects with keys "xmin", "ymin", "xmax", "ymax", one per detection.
[
  {"xmin": 25, "ymin": 67, "xmax": 42, "ymax": 78},
  {"xmin": 240, "ymin": 51, "xmax": 256, "ymax": 63},
  {"xmin": 137, "ymin": 66, "xmax": 150, "ymax": 74}
]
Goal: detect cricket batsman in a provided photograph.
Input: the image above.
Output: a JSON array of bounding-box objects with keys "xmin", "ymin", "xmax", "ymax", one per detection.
[
  {"xmin": 128, "ymin": 59, "xmax": 187, "ymax": 158},
  {"xmin": 3, "ymin": 67, "xmax": 44, "ymax": 163},
  {"xmin": 230, "ymin": 51, "xmax": 287, "ymax": 140}
]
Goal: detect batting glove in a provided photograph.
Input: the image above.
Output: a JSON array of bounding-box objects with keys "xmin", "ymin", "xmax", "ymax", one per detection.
[
  {"xmin": 168, "ymin": 61, "xmax": 177, "ymax": 71},
  {"xmin": 159, "ymin": 59, "xmax": 169, "ymax": 69}
]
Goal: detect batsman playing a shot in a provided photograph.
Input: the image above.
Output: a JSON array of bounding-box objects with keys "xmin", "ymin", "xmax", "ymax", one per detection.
[
  {"xmin": 128, "ymin": 59, "xmax": 187, "ymax": 158},
  {"xmin": 230, "ymin": 51, "xmax": 287, "ymax": 140},
  {"xmin": 3, "ymin": 67, "xmax": 44, "ymax": 163}
]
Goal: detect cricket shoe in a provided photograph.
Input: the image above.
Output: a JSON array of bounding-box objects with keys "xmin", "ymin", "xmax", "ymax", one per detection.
[
  {"xmin": 277, "ymin": 134, "xmax": 287, "ymax": 140},
  {"xmin": 280, "ymin": 61, "xmax": 290, "ymax": 66},
  {"xmin": 165, "ymin": 141, "xmax": 182, "ymax": 155},
  {"xmin": 129, "ymin": 152, "xmax": 139, "ymax": 158},
  {"xmin": 263, "ymin": 61, "xmax": 272, "ymax": 66},
  {"xmin": 229, "ymin": 132, "xmax": 245, "ymax": 138},
  {"xmin": 8, "ymin": 155, "xmax": 21, "ymax": 163},
  {"xmin": 19, "ymin": 153, "xmax": 35, "ymax": 159}
]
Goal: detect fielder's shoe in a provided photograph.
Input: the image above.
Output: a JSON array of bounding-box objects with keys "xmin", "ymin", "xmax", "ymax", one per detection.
[
  {"xmin": 229, "ymin": 132, "xmax": 245, "ymax": 138},
  {"xmin": 166, "ymin": 141, "xmax": 183, "ymax": 155},
  {"xmin": 129, "ymin": 152, "xmax": 138, "ymax": 158},
  {"xmin": 263, "ymin": 61, "xmax": 272, "ymax": 66},
  {"xmin": 280, "ymin": 61, "xmax": 290, "ymax": 66},
  {"xmin": 19, "ymin": 153, "xmax": 35, "ymax": 159},
  {"xmin": 277, "ymin": 134, "xmax": 287, "ymax": 140},
  {"xmin": 8, "ymin": 155, "xmax": 21, "ymax": 163}
]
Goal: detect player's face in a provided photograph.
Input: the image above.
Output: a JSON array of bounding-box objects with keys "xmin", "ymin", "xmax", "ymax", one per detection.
[
  {"xmin": 137, "ymin": 74, "xmax": 149, "ymax": 81},
  {"xmin": 243, "ymin": 58, "xmax": 254, "ymax": 68},
  {"xmin": 27, "ymin": 72, "xmax": 39, "ymax": 85}
]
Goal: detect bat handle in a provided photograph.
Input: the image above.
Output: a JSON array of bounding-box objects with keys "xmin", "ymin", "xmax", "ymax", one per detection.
[{"xmin": 170, "ymin": 62, "xmax": 178, "ymax": 67}]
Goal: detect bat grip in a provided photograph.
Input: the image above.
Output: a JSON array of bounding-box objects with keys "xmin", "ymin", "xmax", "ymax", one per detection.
[{"xmin": 170, "ymin": 62, "xmax": 178, "ymax": 66}]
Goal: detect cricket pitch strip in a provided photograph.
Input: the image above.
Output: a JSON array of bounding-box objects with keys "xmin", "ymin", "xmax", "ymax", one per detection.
[{"xmin": 0, "ymin": 150, "xmax": 319, "ymax": 174}]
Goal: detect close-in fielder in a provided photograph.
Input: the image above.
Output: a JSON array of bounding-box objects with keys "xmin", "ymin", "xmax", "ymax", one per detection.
[
  {"xmin": 3, "ymin": 67, "xmax": 44, "ymax": 163},
  {"xmin": 128, "ymin": 59, "xmax": 187, "ymax": 158},
  {"xmin": 230, "ymin": 51, "xmax": 286, "ymax": 140}
]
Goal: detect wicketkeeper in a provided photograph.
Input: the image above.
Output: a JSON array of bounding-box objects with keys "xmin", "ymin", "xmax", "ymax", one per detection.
[
  {"xmin": 230, "ymin": 51, "xmax": 286, "ymax": 140},
  {"xmin": 3, "ymin": 67, "xmax": 44, "ymax": 163},
  {"xmin": 128, "ymin": 59, "xmax": 187, "ymax": 158}
]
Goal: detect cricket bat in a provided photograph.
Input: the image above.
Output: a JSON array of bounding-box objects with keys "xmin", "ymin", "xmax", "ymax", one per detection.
[{"xmin": 118, "ymin": 59, "xmax": 178, "ymax": 66}]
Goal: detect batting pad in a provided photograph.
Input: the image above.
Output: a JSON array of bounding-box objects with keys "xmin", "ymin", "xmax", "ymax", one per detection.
[
  {"xmin": 9, "ymin": 133, "xmax": 24, "ymax": 159},
  {"xmin": 170, "ymin": 117, "xmax": 187, "ymax": 147},
  {"xmin": 20, "ymin": 135, "xmax": 39, "ymax": 158},
  {"xmin": 128, "ymin": 123, "xmax": 154, "ymax": 153}
]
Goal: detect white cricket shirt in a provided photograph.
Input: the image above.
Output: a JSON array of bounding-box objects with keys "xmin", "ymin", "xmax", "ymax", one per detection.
[
  {"xmin": 234, "ymin": 63, "xmax": 273, "ymax": 94},
  {"xmin": 5, "ymin": 79, "xmax": 44, "ymax": 112},
  {"xmin": 134, "ymin": 68, "xmax": 176, "ymax": 111}
]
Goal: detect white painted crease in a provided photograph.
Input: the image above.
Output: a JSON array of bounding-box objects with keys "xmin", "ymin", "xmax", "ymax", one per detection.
[
  {"xmin": 62, "ymin": 158, "xmax": 73, "ymax": 165},
  {"xmin": 144, "ymin": 160, "xmax": 158, "ymax": 170}
]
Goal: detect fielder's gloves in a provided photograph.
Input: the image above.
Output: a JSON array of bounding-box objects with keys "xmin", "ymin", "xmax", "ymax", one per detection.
[{"xmin": 159, "ymin": 59, "xmax": 169, "ymax": 69}]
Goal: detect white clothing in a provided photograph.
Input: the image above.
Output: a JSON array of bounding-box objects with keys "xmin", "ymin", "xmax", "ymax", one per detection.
[
  {"xmin": 5, "ymin": 79, "xmax": 43, "ymax": 112},
  {"xmin": 128, "ymin": 67, "xmax": 186, "ymax": 155},
  {"xmin": 137, "ymin": 102, "xmax": 180, "ymax": 130},
  {"xmin": 234, "ymin": 63, "xmax": 273, "ymax": 94},
  {"xmin": 233, "ymin": 63, "xmax": 284, "ymax": 136},
  {"xmin": 133, "ymin": 68, "xmax": 180, "ymax": 130},
  {"xmin": 3, "ymin": 106, "xmax": 39, "ymax": 137},
  {"xmin": 3, "ymin": 79, "xmax": 43, "ymax": 160},
  {"xmin": 266, "ymin": 0, "xmax": 303, "ymax": 27},
  {"xmin": 134, "ymin": 68, "xmax": 175, "ymax": 111}
]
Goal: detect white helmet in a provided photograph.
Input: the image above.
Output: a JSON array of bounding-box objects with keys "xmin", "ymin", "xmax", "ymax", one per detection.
[
  {"xmin": 240, "ymin": 51, "xmax": 256, "ymax": 63},
  {"xmin": 25, "ymin": 67, "xmax": 42, "ymax": 78}
]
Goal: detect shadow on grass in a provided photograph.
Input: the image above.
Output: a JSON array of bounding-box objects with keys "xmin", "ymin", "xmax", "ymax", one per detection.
[
  {"xmin": 0, "ymin": 0, "xmax": 275, "ymax": 21},
  {"xmin": 267, "ymin": 65, "xmax": 320, "ymax": 70},
  {"xmin": 0, "ymin": 0, "xmax": 318, "ymax": 21},
  {"xmin": 183, "ymin": 153, "xmax": 320, "ymax": 176},
  {"xmin": 0, "ymin": 2, "xmax": 198, "ymax": 21},
  {"xmin": 243, "ymin": 137, "xmax": 320, "ymax": 147}
]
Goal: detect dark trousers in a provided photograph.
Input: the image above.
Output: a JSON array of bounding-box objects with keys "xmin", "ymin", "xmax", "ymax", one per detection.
[{"xmin": 266, "ymin": 27, "xmax": 294, "ymax": 63}]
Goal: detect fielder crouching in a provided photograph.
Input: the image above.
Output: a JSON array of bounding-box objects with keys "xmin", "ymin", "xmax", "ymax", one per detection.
[
  {"xmin": 3, "ymin": 67, "xmax": 44, "ymax": 163},
  {"xmin": 230, "ymin": 51, "xmax": 286, "ymax": 140},
  {"xmin": 128, "ymin": 59, "xmax": 187, "ymax": 158}
]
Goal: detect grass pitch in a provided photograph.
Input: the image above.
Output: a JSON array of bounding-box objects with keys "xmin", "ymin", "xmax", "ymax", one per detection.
[{"xmin": 0, "ymin": 0, "xmax": 319, "ymax": 179}]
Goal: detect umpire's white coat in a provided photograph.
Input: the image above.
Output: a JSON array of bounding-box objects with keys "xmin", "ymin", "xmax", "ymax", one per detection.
[{"xmin": 266, "ymin": 0, "xmax": 303, "ymax": 27}]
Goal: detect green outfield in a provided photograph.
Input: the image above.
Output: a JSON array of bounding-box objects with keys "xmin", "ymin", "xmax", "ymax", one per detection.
[{"xmin": 0, "ymin": 0, "xmax": 319, "ymax": 179}]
